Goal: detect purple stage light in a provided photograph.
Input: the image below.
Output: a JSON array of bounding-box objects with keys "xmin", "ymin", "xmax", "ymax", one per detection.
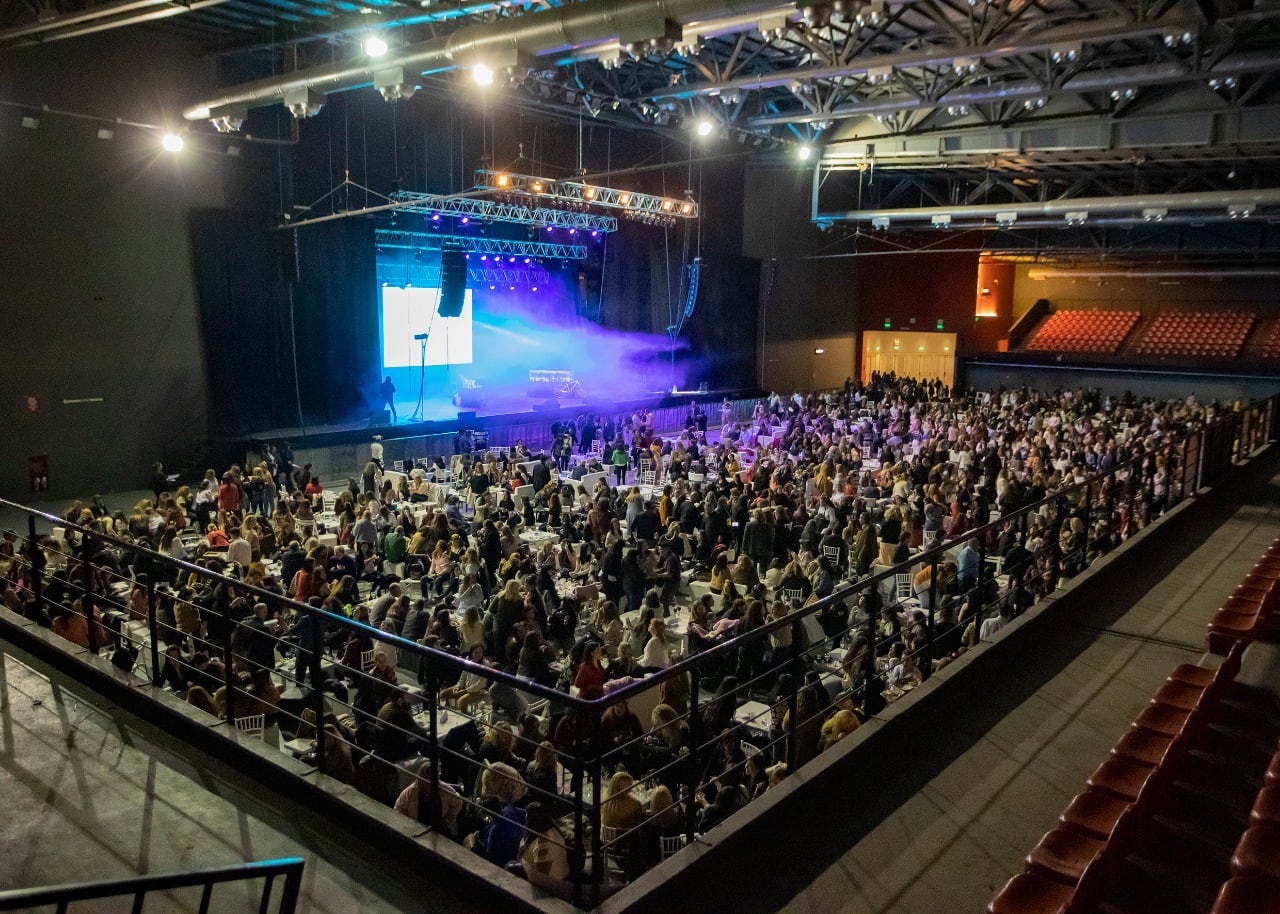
[
  {"xmin": 431, "ymin": 213, "xmax": 441, "ymax": 222},
  {"xmin": 489, "ymin": 284, "xmax": 496, "ymax": 290},
  {"xmin": 523, "ymin": 257, "xmax": 531, "ymax": 264},
  {"xmin": 531, "ymin": 286, "xmax": 538, "ymax": 292},
  {"xmin": 480, "ymin": 254, "xmax": 488, "ymax": 261},
  {"xmin": 568, "ymin": 228, "xmax": 577, "ymax": 235},
  {"xmin": 508, "ymin": 256, "xmax": 516, "ymax": 263},
  {"xmin": 465, "ymin": 254, "xmax": 471, "ymax": 260},
  {"xmin": 545, "ymin": 226, "xmax": 553, "ymax": 232},
  {"xmin": 509, "ymin": 285, "xmax": 516, "ymax": 291},
  {"xmin": 591, "ymin": 230, "xmax": 599, "ymax": 238},
  {"xmin": 461, "ymin": 216, "xmax": 470, "ymax": 225}
]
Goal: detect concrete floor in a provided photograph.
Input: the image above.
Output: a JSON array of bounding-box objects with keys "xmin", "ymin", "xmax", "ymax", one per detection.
[{"xmin": 0, "ymin": 653, "xmax": 480, "ymax": 914}]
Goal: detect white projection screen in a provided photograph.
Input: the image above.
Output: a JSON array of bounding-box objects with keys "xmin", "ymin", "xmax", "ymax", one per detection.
[{"xmin": 381, "ymin": 286, "xmax": 474, "ymax": 368}]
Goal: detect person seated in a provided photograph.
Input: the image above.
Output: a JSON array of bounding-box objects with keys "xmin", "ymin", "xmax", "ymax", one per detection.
[
  {"xmin": 468, "ymin": 762, "xmax": 529, "ymax": 867},
  {"xmin": 517, "ymin": 801, "xmax": 571, "ymax": 890},
  {"xmin": 440, "ymin": 643, "xmax": 491, "ymax": 713}
]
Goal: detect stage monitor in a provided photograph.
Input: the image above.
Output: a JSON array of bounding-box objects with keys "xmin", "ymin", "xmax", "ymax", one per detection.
[{"xmin": 381, "ymin": 286, "xmax": 473, "ymax": 368}]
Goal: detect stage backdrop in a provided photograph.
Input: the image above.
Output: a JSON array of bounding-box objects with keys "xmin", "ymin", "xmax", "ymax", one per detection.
[{"xmin": 191, "ymin": 212, "xmax": 380, "ymax": 434}]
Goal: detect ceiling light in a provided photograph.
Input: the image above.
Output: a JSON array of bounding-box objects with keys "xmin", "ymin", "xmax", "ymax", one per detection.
[
  {"xmin": 97, "ymin": 127, "xmax": 114, "ymax": 140},
  {"xmin": 1142, "ymin": 207, "xmax": 1167, "ymax": 222},
  {"xmin": 20, "ymin": 115, "xmax": 38, "ymax": 129},
  {"xmin": 796, "ymin": 144, "xmax": 813, "ymax": 161},
  {"xmin": 871, "ymin": 216, "xmax": 890, "ymax": 230},
  {"xmin": 1228, "ymin": 203, "xmax": 1254, "ymax": 219},
  {"xmin": 813, "ymin": 348, "xmax": 825, "ymax": 354},
  {"xmin": 995, "ymin": 211, "xmax": 1017, "ymax": 226},
  {"xmin": 161, "ymin": 132, "xmax": 184, "ymax": 152},
  {"xmin": 695, "ymin": 118, "xmax": 714, "ymax": 137},
  {"xmin": 931, "ymin": 214, "xmax": 951, "ymax": 228},
  {"xmin": 472, "ymin": 64, "xmax": 495, "ymax": 87},
  {"xmin": 364, "ymin": 34, "xmax": 388, "ymax": 57},
  {"xmin": 1064, "ymin": 211, "xmax": 1088, "ymax": 225}
]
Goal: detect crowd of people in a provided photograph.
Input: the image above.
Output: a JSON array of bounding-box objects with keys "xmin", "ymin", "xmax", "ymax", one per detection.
[{"xmin": 0, "ymin": 375, "xmax": 1216, "ymax": 897}]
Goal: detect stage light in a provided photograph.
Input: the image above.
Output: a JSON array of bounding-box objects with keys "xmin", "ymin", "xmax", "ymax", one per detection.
[
  {"xmin": 523, "ymin": 257, "xmax": 531, "ymax": 264},
  {"xmin": 480, "ymin": 254, "xmax": 488, "ymax": 261},
  {"xmin": 431, "ymin": 213, "xmax": 441, "ymax": 222},
  {"xmin": 796, "ymin": 144, "xmax": 813, "ymax": 161},
  {"xmin": 161, "ymin": 132, "xmax": 184, "ymax": 152},
  {"xmin": 618, "ymin": 192, "xmax": 632, "ymax": 206},
  {"xmin": 545, "ymin": 225, "xmax": 554, "ymax": 232},
  {"xmin": 495, "ymin": 173, "xmax": 511, "ymax": 188},
  {"xmin": 382, "ymin": 281, "xmax": 389, "ymax": 287},
  {"xmin": 591, "ymin": 230, "xmax": 599, "ymax": 237},
  {"xmin": 508, "ymin": 256, "xmax": 516, "ymax": 262},
  {"xmin": 584, "ymin": 187, "xmax": 598, "ymax": 200},
  {"xmin": 531, "ymin": 180, "xmax": 545, "ymax": 192},
  {"xmin": 568, "ymin": 228, "xmax": 577, "ymax": 235},
  {"xmin": 509, "ymin": 285, "xmax": 516, "ymax": 291},
  {"xmin": 532, "ymin": 286, "xmax": 538, "ymax": 291},
  {"xmin": 460, "ymin": 216, "xmax": 470, "ymax": 224},
  {"xmin": 489, "ymin": 283, "xmax": 497, "ymax": 290},
  {"xmin": 364, "ymin": 34, "xmax": 388, "ymax": 57},
  {"xmin": 695, "ymin": 119, "xmax": 714, "ymax": 137},
  {"xmin": 472, "ymin": 64, "xmax": 495, "ymax": 86}
]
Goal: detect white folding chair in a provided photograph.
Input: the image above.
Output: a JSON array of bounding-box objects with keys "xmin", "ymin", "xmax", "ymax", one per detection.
[
  {"xmin": 393, "ymin": 460, "xmax": 404, "ymax": 472},
  {"xmin": 599, "ymin": 825, "xmax": 631, "ymax": 880},
  {"xmin": 781, "ymin": 587, "xmax": 805, "ymax": 605},
  {"xmin": 235, "ymin": 714, "xmax": 265, "ymax": 735},
  {"xmin": 894, "ymin": 573, "xmax": 914, "ymax": 601},
  {"xmin": 822, "ymin": 545, "xmax": 842, "ymax": 568},
  {"xmin": 360, "ymin": 648, "xmax": 376, "ymax": 670},
  {"xmin": 660, "ymin": 834, "xmax": 687, "ymax": 861},
  {"xmin": 922, "ymin": 530, "xmax": 939, "ymax": 548}
]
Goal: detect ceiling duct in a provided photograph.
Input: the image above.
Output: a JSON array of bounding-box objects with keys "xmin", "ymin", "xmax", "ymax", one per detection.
[
  {"xmin": 827, "ymin": 188, "xmax": 1280, "ymax": 224},
  {"xmin": 185, "ymin": 0, "xmax": 789, "ymax": 121}
]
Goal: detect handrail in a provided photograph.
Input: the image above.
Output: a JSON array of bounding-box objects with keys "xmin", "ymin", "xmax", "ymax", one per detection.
[{"xmin": 0, "ymin": 857, "xmax": 304, "ymax": 912}]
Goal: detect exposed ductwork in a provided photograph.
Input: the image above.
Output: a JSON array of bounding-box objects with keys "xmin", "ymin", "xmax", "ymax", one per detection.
[
  {"xmin": 0, "ymin": 0, "xmax": 232, "ymax": 46},
  {"xmin": 1027, "ymin": 268, "xmax": 1280, "ymax": 279},
  {"xmin": 825, "ymin": 189, "xmax": 1280, "ymax": 224},
  {"xmin": 184, "ymin": 0, "xmax": 791, "ymax": 121}
]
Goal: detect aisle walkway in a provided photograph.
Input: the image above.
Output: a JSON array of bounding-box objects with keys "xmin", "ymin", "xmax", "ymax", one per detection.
[{"xmin": 774, "ymin": 447, "xmax": 1280, "ymax": 914}]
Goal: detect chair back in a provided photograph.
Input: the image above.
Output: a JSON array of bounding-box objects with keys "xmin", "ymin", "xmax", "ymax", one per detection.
[
  {"xmin": 659, "ymin": 834, "xmax": 686, "ymax": 860},
  {"xmin": 235, "ymin": 714, "xmax": 265, "ymax": 734}
]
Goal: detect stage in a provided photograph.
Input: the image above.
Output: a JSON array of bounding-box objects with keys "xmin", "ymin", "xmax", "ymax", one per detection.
[{"xmin": 235, "ymin": 387, "xmax": 759, "ymax": 487}]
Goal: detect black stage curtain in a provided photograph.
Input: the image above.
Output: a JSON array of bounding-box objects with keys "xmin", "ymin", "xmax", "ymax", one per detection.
[
  {"xmin": 191, "ymin": 211, "xmax": 379, "ymax": 435},
  {"xmin": 684, "ymin": 253, "xmax": 760, "ymax": 389}
]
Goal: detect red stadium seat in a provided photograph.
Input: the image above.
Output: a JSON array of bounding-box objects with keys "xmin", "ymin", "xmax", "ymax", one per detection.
[{"xmin": 1211, "ymin": 875, "xmax": 1280, "ymax": 914}]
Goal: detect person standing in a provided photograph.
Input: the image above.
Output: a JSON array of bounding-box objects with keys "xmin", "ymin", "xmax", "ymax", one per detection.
[
  {"xmin": 370, "ymin": 435, "xmax": 385, "ymax": 472},
  {"xmin": 380, "ymin": 376, "xmax": 397, "ymax": 423}
]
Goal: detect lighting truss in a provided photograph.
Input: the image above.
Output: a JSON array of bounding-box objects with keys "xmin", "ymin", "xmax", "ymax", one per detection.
[
  {"xmin": 469, "ymin": 267, "xmax": 552, "ymax": 285},
  {"xmin": 390, "ymin": 191, "xmax": 617, "ymax": 233},
  {"xmin": 375, "ymin": 229, "xmax": 588, "ymax": 260},
  {"xmin": 477, "ymin": 170, "xmax": 700, "ymax": 219}
]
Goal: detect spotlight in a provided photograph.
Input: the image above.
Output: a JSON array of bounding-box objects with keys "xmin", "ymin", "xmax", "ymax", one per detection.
[
  {"xmin": 530, "ymin": 180, "xmax": 545, "ymax": 192},
  {"xmin": 523, "ymin": 257, "xmax": 531, "ymax": 264},
  {"xmin": 568, "ymin": 228, "xmax": 577, "ymax": 235},
  {"xmin": 364, "ymin": 34, "xmax": 388, "ymax": 57},
  {"xmin": 695, "ymin": 119, "xmax": 714, "ymax": 137},
  {"xmin": 20, "ymin": 115, "xmax": 39, "ymax": 129},
  {"xmin": 509, "ymin": 285, "xmax": 516, "ymax": 291},
  {"xmin": 796, "ymin": 144, "xmax": 813, "ymax": 161},
  {"xmin": 480, "ymin": 254, "xmax": 488, "ymax": 261},
  {"xmin": 591, "ymin": 229, "xmax": 600, "ymax": 237},
  {"xmin": 489, "ymin": 284, "xmax": 497, "ymax": 290},
  {"xmin": 161, "ymin": 132, "xmax": 184, "ymax": 152},
  {"xmin": 97, "ymin": 127, "xmax": 114, "ymax": 140},
  {"xmin": 495, "ymin": 173, "xmax": 511, "ymax": 187},
  {"xmin": 472, "ymin": 64, "xmax": 495, "ymax": 86},
  {"xmin": 618, "ymin": 192, "xmax": 632, "ymax": 205},
  {"xmin": 531, "ymin": 286, "xmax": 538, "ymax": 292},
  {"xmin": 508, "ymin": 256, "xmax": 516, "ymax": 263},
  {"xmin": 431, "ymin": 213, "xmax": 441, "ymax": 222},
  {"xmin": 584, "ymin": 186, "xmax": 598, "ymax": 200},
  {"xmin": 546, "ymin": 225, "xmax": 554, "ymax": 232},
  {"xmin": 460, "ymin": 216, "xmax": 470, "ymax": 224}
]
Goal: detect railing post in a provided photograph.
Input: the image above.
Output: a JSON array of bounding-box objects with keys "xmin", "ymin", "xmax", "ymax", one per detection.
[
  {"xmin": 864, "ymin": 585, "xmax": 880, "ymax": 719},
  {"xmin": 786, "ymin": 625, "xmax": 801, "ymax": 771},
  {"xmin": 310, "ymin": 629, "xmax": 325, "ymax": 772},
  {"xmin": 80, "ymin": 537, "xmax": 98, "ymax": 655},
  {"xmin": 223, "ymin": 617, "xmax": 237, "ymax": 727},
  {"xmin": 427, "ymin": 673, "xmax": 440, "ymax": 830},
  {"xmin": 589, "ymin": 746, "xmax": 604, "ymax": 907},
  {"xmin": 570, "ymin": 732, "xmax": 586, "ymax": 908},
  {"xmin": 924, "ymin": 553, "xmax": 938, "ymax": 679},
  {"xmin": 147, "ymin": 576, "xmax": 161, "ymax": 687},
  {"xmin": 685, "ymin": 672, "xmax": 701, "ymax": 845},
  {"xmin": 26, "ymin": 516, "xmax": 42, "ymax": 616}
]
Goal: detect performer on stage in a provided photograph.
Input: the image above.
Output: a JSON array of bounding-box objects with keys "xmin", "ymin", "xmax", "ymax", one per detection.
[{"xmin": 380, "ymin": 375, "xmax": 397, "ymax": 423}]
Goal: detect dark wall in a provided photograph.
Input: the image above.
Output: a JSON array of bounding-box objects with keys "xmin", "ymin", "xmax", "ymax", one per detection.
[{"xmin": 0, "ymin": 30, "xmax": 280, "ymax": 500}]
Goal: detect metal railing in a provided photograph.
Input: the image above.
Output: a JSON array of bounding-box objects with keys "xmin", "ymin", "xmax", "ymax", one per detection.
[
  {"xmin": 0, "ymin": 858, "xmax": 304, "ymax": 914},
  {"xmin": 1, "ymin": 393, "xmax": 1274, "ymax": 910}
]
